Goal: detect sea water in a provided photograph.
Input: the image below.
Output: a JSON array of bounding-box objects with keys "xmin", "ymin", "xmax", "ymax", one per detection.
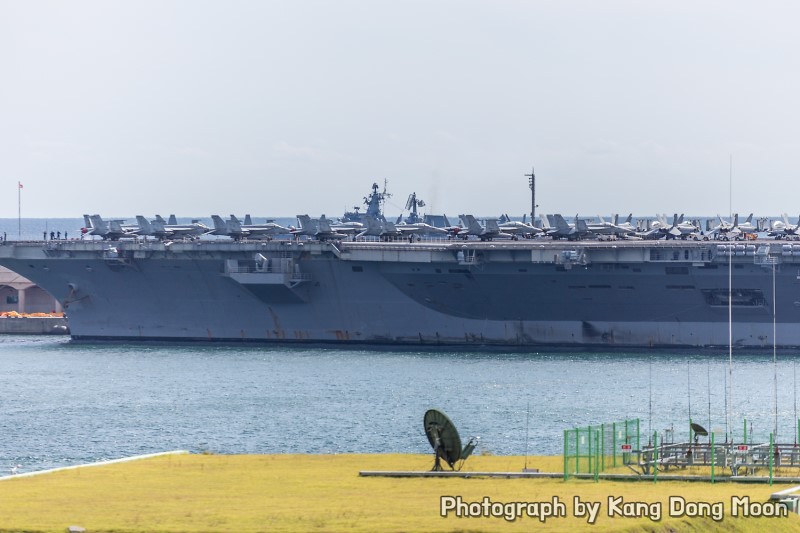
[
  {"xmin": 0, "ymin": 335, "xmax": 798, "ymax": 474},
  {"xmin": 0, "ymin": 218, "xmax": 797, "ymax": 474}
]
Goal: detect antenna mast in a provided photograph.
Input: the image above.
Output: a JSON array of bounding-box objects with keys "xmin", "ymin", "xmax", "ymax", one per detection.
[
  {"xmin": 727, "ymin": 155, "xmax": 733, "ymax": 443},
  {"xmin": 524, "ymin": 400, "xmax": 530, "ymax": 470},
  {"xmin": 525, "ymin": 167, "xmax": 536, "ymax": 223},
  {"xmin": 773, "ymin": 261, "xmax": 778, "ymax": 439}
]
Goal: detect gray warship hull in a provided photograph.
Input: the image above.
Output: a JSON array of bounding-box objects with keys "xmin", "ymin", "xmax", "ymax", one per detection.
[{"xmin": 0, "ymin": 239, "xmax": 797, "ymax": 348}]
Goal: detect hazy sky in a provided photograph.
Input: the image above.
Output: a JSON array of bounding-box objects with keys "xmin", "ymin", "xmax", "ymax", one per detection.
[{"xmin": 2, "ymin": 1, "xmax": 799, "ymax": 219}]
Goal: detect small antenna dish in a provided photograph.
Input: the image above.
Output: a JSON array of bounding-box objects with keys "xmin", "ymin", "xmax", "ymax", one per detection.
[
  {"xmin": 424, "ymin": 409, "xmax": 477, "ymax": 471},
  {"xmin": 691, "ymin": 422, "xmax": 709, "ymax": 444}
]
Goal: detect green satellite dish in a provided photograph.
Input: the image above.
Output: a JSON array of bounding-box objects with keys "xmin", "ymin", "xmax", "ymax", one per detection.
[{"xmin": 424, "ymin": 409, "xmax": 478, "ymax": 471}]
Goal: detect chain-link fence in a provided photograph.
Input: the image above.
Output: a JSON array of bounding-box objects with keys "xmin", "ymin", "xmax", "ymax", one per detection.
[{"xmin": 563, "ymin": 418, "xmax": 640, "ymax": 480}]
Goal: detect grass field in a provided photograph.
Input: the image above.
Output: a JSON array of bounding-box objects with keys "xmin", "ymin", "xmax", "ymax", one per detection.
[{"xmin": 0, "ymin": 453, "xmax": 798, "ymax": 532}]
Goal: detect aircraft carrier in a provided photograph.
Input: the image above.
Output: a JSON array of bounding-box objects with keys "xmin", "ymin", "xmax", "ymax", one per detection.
[{"xmin": 0, "ymin": 237, "xmax": 797, "ymax": 349}]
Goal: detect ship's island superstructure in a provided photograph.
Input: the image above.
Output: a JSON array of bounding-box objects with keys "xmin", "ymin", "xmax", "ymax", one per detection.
[{"xmin": 0, "ymin": 236, "xmax": 797, "ymax": 349}]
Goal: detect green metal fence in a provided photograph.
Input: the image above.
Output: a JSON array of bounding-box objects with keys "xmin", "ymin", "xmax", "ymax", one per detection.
[{"xmin": 563, "ymin": 418, "xmax": 640, "ymax": 480}]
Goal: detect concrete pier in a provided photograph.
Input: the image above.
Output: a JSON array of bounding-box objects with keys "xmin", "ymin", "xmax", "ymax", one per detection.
[{"xmin": 0, "ymin": 317, "xmax": 68, "ymax": 335}]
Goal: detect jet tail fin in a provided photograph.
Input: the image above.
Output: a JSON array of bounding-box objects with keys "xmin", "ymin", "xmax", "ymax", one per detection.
[
  {"xmin": 136, "ymin": 216, "xmax": 153, "ymax": 235},
  {"xmin": 211, "ymin": 215, "xmax": 228, "ymax": 234},
  {"xmin": 462, "ymin": 215, "xmax": 483, "ymax": 234},
  {"xmin": 109, "ymin": 220, "xmax": 125, "ymax": 234},
  {"xmin": 296, "ymin": 215, "xmax": 312, "ymax": 232},
  {"xmin": 317, "ymin": 217, "xmax": 334, "ymax": 233},
  {"xmin": 363, "ymin": 215, "xmax": 382, "ymax": 235},
  {"xmin": 553, "ymin": 214, "xmax": 570, "ymax": 231},
  {"xmin": 228, "ymin": 215, "xmax": 243, "ymax": 234},
  {"xmin": 90, "ymin": 215, "xmax": 109, "ymax": 236}
]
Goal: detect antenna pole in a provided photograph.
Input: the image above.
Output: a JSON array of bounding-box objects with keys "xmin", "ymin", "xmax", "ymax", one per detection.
[
  {"xmin": 525, "ymin": 167, "xmax": 536, "ymax": 223},
  {"xmin": 707, "ymin": 360, "xmax": 712, "ymax": 437},
  {"xmin": 687, "ymin": 359, "xmax": 692, "ymax": 424},
  {"xmin": 774, "ymin": 261, "xmax": 778, "ymax": 439},
  {"xmin": 649, "ymin": 357, "xmax": 653, "ymax": 445},
  {"xmin": 524, "ymin": 400, "xmax": 530, "ymax": 470},
  {"xmin": 724, "ymin": 359, "xmax": 728, "ymax": 442},
  {"xmin": 727, "ymin": 155, "xmax": 733, "ymax": 443}
]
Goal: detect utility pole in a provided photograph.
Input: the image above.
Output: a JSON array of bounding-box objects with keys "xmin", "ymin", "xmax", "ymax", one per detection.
[{"xmin": 524, "ymin": 167, "xmax": 537, "ymax": 223}]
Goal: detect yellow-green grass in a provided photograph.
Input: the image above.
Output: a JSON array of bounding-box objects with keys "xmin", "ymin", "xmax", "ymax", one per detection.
[{"xmin": 0, "ymin": 453, "xmax": 797, "ymax": 532}]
